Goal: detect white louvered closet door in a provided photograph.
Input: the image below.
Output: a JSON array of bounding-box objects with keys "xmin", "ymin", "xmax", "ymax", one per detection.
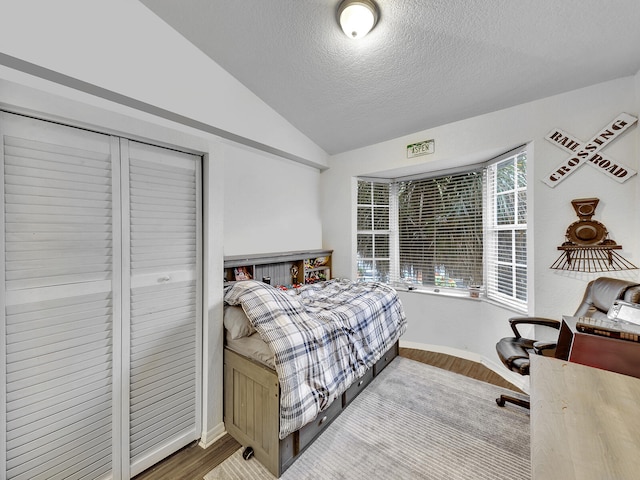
[
  {"xmin": 121, "ymin": 140, "xmax": 201, "ymax": 477},
  {"xmin": 1, "ymin": 112, "xmax": 120, "ymax": 480},
  {"xmin": 2, "ymin": 113, "xmax": 202, "ymax": 480}
]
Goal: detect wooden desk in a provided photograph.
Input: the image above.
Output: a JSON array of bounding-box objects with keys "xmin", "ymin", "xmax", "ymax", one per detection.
[
  {"xmin": 555, "ymin": 316, "xmax": 640, "ymax": 379},
  {"xmin": 530, "ymin": 355, "xmax": 640, "ymax": 480}
]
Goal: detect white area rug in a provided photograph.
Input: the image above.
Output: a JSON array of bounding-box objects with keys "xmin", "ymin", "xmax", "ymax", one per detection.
[{"xmin": 205, "ymin": 357, "xmax": 530, "ymax": 479}]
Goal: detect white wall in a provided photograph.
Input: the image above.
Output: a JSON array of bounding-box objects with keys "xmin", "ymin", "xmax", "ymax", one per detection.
[
  {"xmin": 322, "ymin": 76, "xmax": 640, "ymax": 384},
  {"xmin": 223, "ymin": 143, "xmax": 322, "ymax": 256},
  {"xmin": 0, "ymin": 0, "xmax": 327, "ymax": 452},
  {"xmin": 530, "ymin": 78, "xmax": 639, "ymax": 318},
  {"xmin": 0, "ymin": 0, "xmax": 328, "ymax": 169}
]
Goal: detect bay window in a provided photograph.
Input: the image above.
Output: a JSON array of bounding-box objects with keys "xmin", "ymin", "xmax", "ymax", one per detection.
[{"xmin": 356, "ymin": 147, "xmax": 527, "ymax": 311}]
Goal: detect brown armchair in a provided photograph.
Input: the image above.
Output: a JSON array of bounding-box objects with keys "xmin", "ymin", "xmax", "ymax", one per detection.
[{"xmin": 496, "ymin": 277, "xmax": 640, "ymax": 409}]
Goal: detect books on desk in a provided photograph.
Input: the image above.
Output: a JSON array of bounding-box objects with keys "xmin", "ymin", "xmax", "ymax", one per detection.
[{"xmin": 576, "ymin": 316, "xmax": 640, "ymax": 343}]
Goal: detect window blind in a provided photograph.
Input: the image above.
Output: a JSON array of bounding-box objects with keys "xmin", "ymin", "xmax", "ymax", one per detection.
[{"xmin": 394, "ymin": 171, "xmax": 484, "ymax": 289}]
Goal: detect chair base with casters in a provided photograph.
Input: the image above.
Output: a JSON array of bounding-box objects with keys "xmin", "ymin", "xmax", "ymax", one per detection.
[{"xmin": 496, "ymin": 393, "xmax": 529, "ymax": 409}]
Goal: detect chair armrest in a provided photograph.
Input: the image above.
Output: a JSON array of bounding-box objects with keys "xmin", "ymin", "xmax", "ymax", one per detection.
[
  {"xmin": 508, "ymin": 316, "xmax": 561, "ymax": 339},
  {"xmin": 533, "ymin": 341, "xmax": 557, "ymax": 355}
]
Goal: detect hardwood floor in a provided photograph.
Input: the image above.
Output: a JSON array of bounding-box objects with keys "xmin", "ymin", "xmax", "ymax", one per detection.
[
  {"xmin": 133, "ymin": 349, "xmax": 522, "ymax": 480},
  {"xmin": 132, "ymin": 434, "xmax": 240, "ymax": 480},
  {"xmin": 399, "ymin": 347, "xmax": 523, "ymax": 393}
]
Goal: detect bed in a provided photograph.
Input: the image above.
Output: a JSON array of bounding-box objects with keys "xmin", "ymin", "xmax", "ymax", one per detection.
[{"xmin": 223, "ymin": 278, "xmax": 407, "ymax": 477}]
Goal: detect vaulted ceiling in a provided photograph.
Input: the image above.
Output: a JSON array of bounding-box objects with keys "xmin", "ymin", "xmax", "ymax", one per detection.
[{"xmin": 140, "ymin": 0, "xmax": 640, "ymax": 155}]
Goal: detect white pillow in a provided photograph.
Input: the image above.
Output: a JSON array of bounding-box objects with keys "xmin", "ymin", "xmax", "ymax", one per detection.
[{"xmin": 224, "ymin": 305, "xmax": 256, "ymax": 339}]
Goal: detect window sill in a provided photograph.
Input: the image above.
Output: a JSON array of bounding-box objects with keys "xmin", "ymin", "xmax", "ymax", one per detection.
[
  {"xmin": 394, "ymin": 286, "xmax": 481, "ymax": 300},
  {"xmin": 394, "ymin": 285, "xmax": 528, "ymax": 314}
]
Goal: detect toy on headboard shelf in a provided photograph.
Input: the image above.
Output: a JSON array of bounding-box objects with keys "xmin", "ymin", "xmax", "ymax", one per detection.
[
  {"xmin": 305, "ymin": 257, "xmax": 329, "ymax": 269},
  {"xmin": 290, "ymin": 264, "xmax": 299, "ymax": 285},
  {"xmin": 550, "ymin": 198, "xmax": 637, "ymax": 272},
  {"xmin": 234, "ymin": 266, "xmax": 253, "ymax": 281},
  {"xmin": 276, "ymin": 283, "xmax": 302, "ymax": 291}
]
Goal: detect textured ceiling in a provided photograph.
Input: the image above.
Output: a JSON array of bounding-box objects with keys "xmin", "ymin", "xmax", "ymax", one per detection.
[{"xmin": 140, "ymin": 0, "xmax": 640, "ymax": 155}]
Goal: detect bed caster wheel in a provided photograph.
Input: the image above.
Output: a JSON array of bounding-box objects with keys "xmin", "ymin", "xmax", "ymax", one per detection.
[
  {"xmin": 496, "ymin": 397, "xmax": 505, "ymax": 407},
  {"xmin": 242, "ymin": 446, "xmax": 254, "ymax": 460}
]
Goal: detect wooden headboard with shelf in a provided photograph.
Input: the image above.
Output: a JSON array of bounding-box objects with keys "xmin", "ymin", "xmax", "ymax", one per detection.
[{"xmin": 223, "ymin": 249, "xmax": 332, "ymax": 287}]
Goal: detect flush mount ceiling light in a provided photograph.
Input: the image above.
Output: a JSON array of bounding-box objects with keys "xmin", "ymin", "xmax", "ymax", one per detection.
[{"xmin": 337, "ymin": 0, "xmax": 379, "ymax": 39}]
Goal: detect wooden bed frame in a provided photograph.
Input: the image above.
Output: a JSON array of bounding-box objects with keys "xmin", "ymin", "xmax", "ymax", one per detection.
[{"xmin": 223, "ymin": 341, "xmax": 399, "ymax": 477}]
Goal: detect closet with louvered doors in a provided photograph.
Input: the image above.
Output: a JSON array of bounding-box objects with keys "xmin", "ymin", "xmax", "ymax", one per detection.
[{"xmin": 1, "ymin": 111, "xmax": 202, "ymax": 480}]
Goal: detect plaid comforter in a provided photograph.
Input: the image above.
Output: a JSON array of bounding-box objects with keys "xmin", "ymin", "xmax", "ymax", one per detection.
[{"xmin": 224, "ymin": 279, "xmax": 407, "ymax": 439}]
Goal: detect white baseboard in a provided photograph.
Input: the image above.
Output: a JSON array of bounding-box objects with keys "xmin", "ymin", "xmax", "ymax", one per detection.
[
  {"xmin": 199, "ymin": 422, "xmax": 227, "ymax": 449},
  {"xmin": 399, "ymin": 340, "xmax": 530, "ymax": 393}
]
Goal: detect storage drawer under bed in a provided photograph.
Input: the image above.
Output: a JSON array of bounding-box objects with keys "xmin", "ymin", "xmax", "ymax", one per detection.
[
  {"xmin": 343, "ymin": 367, "xmax": 374, "ymax": 406},
  {"xmin": 374, "ymin": 342, "xmax": 399, "ymax": 375},
  {"xmin": 298, "ymin": 395, "xmax": 343, "ymax": 450}
]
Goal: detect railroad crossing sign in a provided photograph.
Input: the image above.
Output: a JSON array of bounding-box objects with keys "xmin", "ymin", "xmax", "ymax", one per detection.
[{"xmin": 543, "ymin": 112, "xmax": 637, "ymax": 187}]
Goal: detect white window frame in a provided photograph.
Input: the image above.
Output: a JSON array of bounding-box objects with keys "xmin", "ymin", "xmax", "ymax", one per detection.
[
  {"xmin": 484, "ymin": 148, "xmax": 528, "ymax": 311},
  {"xmin": 356, "ymin": 180, "xmax": 392, "ymax": 283},
  {"xmin": 356, "ymin": 146, "xmax": 528, "ymax": 312}
]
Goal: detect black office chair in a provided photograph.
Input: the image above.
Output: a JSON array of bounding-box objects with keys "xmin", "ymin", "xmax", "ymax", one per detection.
[{"xmin": 495, "ymin": 277, "xmax": 640, "ymax": 409}]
